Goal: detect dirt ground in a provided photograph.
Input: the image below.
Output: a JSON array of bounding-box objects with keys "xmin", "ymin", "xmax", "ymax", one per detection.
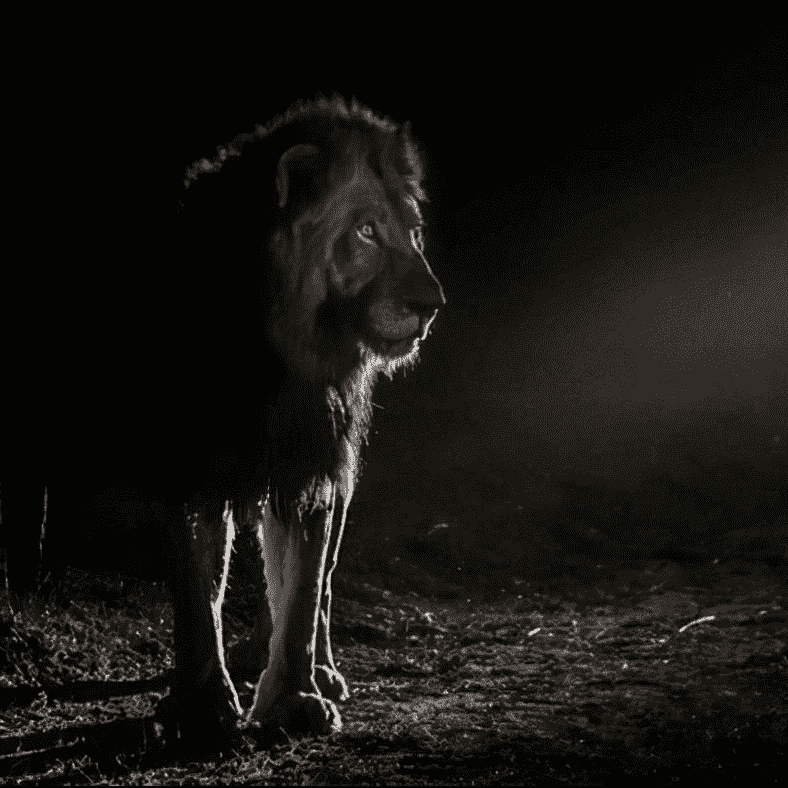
[{"xmin": 1, "ymin": 554, "xmax": 785, "ymax": 785}]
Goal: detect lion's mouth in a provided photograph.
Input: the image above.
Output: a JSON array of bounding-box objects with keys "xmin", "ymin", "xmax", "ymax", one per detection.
[
  {"xmin": 367, "ymin": 299, "xmax": 420, "ymax": 341},
  {"xmin": 366, "ymin": 299, "xmax": 437, "ymax": 358}
]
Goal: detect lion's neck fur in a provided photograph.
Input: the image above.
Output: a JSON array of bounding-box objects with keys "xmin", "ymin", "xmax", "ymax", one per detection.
[{"xmin": 263, "ymin": 354, "xmax": 377, "ymax": 517}]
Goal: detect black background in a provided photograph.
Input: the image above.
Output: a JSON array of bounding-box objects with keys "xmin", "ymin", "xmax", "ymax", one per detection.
[{"xmin": 4, "ymin": 25, "xmax": 785, "ymax": 574}]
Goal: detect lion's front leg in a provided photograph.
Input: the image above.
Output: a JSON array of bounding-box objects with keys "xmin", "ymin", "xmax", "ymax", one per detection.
[
  {"xmin": 248, "ymin": 493, "xmax": 342, "ymax": 734},
  {"xmin": 314, "ymin": 494, "xmax": 350, "ymax": 704},
  {"xmin": 162, "ymin": 496, "xmax": 243, "ymax": 743}
]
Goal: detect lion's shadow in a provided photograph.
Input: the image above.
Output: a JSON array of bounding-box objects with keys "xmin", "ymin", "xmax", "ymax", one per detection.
[{"xmin": 0, "ymin": 672, "xmax": 292, "ymax": 777}]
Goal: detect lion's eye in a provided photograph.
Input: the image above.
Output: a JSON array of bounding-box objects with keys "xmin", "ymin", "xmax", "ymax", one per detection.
[{"xmin": 357, "ymin": 223, "xmax": 377, "ymax": 244}]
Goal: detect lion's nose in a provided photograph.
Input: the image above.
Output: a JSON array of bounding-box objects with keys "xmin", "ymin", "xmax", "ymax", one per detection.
[{"xmin": 401, "ymin": 262, "xmax": 446, "ymax": 312}]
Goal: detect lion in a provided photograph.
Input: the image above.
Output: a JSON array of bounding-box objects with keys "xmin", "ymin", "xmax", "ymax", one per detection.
[{"xmin": 164, "ymin": 96, "xmax": 444, "ymax": 742}]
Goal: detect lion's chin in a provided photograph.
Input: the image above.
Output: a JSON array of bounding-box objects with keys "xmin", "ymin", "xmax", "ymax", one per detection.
[
  {"xmin": 387, "ymin": 335, "xmax": 420, "ymax": 358},
  {"xmin": 383, "ymin": 315, "xmax": 436, "ymax": 359},
  {"xmin": 366, "ymin": 305, "xmax": 435, "ymax": 361},
  {"xmin": 363, "ymin": 331, "xmax": 420, "ymax": 361}
]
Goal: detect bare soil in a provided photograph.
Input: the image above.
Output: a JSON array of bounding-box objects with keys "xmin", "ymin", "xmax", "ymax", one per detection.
[{"xmin": 1, "ymin": 556, "xmax": 785, "ymax": 785}]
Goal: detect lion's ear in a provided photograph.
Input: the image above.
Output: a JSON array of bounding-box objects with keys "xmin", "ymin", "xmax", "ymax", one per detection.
[{"xmin": 276, "ymin": 144, "xmax": 321, "ymax": 208}]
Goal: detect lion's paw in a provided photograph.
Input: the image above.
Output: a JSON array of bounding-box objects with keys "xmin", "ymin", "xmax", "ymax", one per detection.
[
  {"xmin": 154, "ymin": 687, "xmax": 243, "ymax": 752},
  {"xmin": 314, "ymin": 665, "xmax": 349, "ymax": 702},
  {"xmin": 248, "ymin": 691, "xmax": 341, "ymax": 735}
]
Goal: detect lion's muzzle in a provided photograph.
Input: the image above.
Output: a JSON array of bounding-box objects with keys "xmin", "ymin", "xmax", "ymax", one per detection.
[
  {"xmin": 368, "ymin": 299, "xmax": 422, "ymax": 340},
  {"xmin": 368, "ymin": 253, "xmax": 445, "ymax": 344}
]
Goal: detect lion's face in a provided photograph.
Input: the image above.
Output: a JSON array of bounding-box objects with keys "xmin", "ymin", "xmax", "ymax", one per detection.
[
  {"xmin": 333, "ymin": 166, "xmax": 443, "ymax": 360},
  {"xmin": 274, "ymin": 152, "xmax": 444, "ymax": 378}
]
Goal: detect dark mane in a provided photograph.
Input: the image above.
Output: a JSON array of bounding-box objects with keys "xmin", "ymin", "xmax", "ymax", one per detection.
[
  {"xmin": 180, "ymin": 95, "xmax": 427, "ymax": 214},
  {"xmin": 176, "ymin": 95, "xmax": 431, "ymax": 510},
  {"xmin": 177, "ymin": 95, "xmax": 427, "ymax": 369}
]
